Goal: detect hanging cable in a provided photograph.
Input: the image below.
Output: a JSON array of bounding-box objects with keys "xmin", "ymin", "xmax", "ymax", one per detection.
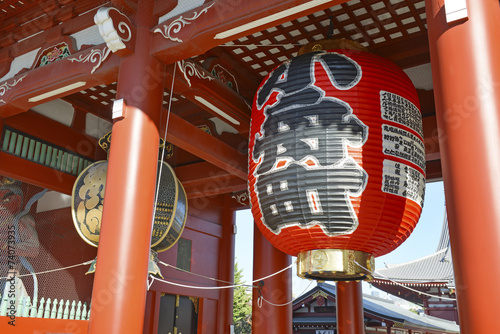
[
  {"xmin": 151, "ymin": 275, "xmax": 250, "ymax": 290},
  {"xmin": 153, "ymin": 260, "xmax": 295, "ymax": 290},
  {"xmin": 159, "ymin": 260, "xmax": 254, "ymax": 287},
  {"xmin": 152, "ymin": 62, "xmax": 177, "ymax": 224},
  {"xmin": 258, "ymin": 280, "xmax": 314, "ymax": 307},
  {"xmin": 220, "ymin": 43, "xmax": 304, "ymax": 48},
  {"xmin": 0, "ymin": 260, "xmax": 94, "ymax": 280},
  {"xmin": 354, "ymin": 260, "xmax": 457, "ymax": 301}
]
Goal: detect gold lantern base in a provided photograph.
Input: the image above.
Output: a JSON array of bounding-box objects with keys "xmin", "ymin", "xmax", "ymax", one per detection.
[{"xmin": 297, "ymin": 249, "xmax": 374, "ymax": 281}]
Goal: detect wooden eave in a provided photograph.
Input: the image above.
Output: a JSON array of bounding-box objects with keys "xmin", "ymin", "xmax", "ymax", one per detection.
[{"xmin": 0, "ymin": 0, "xmax": 442, "ymax": 202}]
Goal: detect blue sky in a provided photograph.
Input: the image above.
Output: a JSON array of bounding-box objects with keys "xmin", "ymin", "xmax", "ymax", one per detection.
[{"xmin": 234, "ymin": 181, "xmax": 446, "ymax": 297}]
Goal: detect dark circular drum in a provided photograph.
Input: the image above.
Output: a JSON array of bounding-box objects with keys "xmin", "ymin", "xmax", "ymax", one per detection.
[{"xmin": 71, "ymin": 160, "xmax": 187, "ymax": 252}]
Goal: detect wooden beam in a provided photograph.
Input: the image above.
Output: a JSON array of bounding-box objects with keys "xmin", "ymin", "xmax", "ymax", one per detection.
[
  {"xmin": 202, "ymin": 47, "xmax": 263, "ymax": 100},
  {"xmin": 373, "ymin": 34, "xmax": 430, "ymax": 69},
  {"xmin": 151, "ymin": 0, "xmax": 348, "ymax": 64},
  {"xmin": 183, "ymin": 176, "xmax": 247, "ymax": 199},
  {"xmin": 175, "ymin": 162, "xmax": 248, "ymax": 198},
  {"xmin": 166, "ymin": 61, "xmax": 251, "ymax": 135},
  {"xmin": 164, "ymin": 112, "xmax": 247, "ymax": 180},
  {"xmin": 0, "ymin": 44, "xmax": 120, "ymax": 118},
  {"xmin": 0, "ymin": 151, "xmax": 76, "ymax": 194},
  {"xmin": 3, "ymin": 110, "xmax": 97, "ymax": 160},
  {"xmin": 417, "ymin": 89, "xmax": 436, "ymax": 117}
]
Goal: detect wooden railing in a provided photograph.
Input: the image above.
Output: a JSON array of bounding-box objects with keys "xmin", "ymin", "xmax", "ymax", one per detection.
[{"xmin": 0, "ymin": 296, "xmax": 90, "ymax": 320}]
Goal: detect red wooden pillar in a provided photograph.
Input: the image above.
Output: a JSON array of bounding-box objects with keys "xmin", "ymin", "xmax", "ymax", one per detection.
[
  {"xmin": 217, "ymin": 196, "xmax": 236, "ymax": 334},
  {"xmin": 336, "ymin": 281, "xmax": 364, "ymax": 334},
  {"xmin": 87, "ymin": 1, "xmax": 165, "ymax": 333},
  {"xmin": 252, "ymin": 226, "xmax": 292, "ymax": 333},
  {"xmin": 426, "ymin": 0, "xmax": 500, "ymax": 332}
]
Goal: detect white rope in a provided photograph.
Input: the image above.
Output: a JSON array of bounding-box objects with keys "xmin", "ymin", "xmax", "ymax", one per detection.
[
  {"xmin": 147, "ymin": 275, "xmax": 155, "ymax": 291},
  {"xmin": 221, "ymin": 43, "xmax": 303, "ymax": 48},
  {"xmin": 259, "ymin": 280, "xmax": 314, "ymax": 308},
  {"xmin": 253, "ymin": 261, "xmax": 294, "ymax": 283},
  {"xmin": 0, "ymin": 260, "xmax": 94, "ymax": 280},
  {"xmin": 354, "ymin": 260, "xmax": 457, "ymax": 301},
  {"xmin": 152, "ymin": 62, "xmax": 176, "ymax": 224},
  {"xmin": 151, "ymin": 275, "xmax": 249, "ymax": 290},
  {"xmin": 153, "ymin": 261, "xmax": 295, "ymax": 290},
  {"xmin": 159, "ymin": 261, "xmax": 248, "ymax": 286}
]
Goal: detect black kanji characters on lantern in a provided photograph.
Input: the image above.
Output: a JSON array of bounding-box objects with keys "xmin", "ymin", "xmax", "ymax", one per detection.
[{"xmin": 252, "ymin": 51, "xmax": 368, "ymax": 236}]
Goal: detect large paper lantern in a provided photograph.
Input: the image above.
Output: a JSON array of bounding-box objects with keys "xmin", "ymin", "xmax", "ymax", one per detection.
[{"xmin": 248, "ymin": 40, "xmax": 426, "ymax": 281}]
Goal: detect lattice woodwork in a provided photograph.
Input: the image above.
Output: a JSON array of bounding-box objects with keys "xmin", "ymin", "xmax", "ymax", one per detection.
[{"xmin": 217, "ymin": 0, "xmax": 427, "ymax": 80}]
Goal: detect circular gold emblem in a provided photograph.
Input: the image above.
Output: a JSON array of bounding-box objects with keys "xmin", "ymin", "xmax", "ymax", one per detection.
[
  {"xmin": 71, "ymin": 160, "xmax": 187, "ymax": 251},
  {"xmin": 312, "ymin": 250, "xmax": 328, "ymax": 269},
  {"xmin": 311, "ymin": 43, "xmax": 323, "ymax": 52},
  {"xmin": 71, "ymin": 161, "xmax": 107, "ymax": 247}
]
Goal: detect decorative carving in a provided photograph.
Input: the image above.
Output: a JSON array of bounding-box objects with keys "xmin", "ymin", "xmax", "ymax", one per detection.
[
  {"xmin": 203, "ymin": 58, "xmax": 240, "ymax": 93},
  {"xmin": 98, "ymin": 131, "xmax": 112, "ymax": 153},
  {"xmin": 312, "ymin": 290, "xmax": 329, "ymax": 300},
  {"xmin": 177, "ymin": 60, "xmax": 214, "ymax": 87},
  {"xmin": 189, "ymin": 296, "xmax": 199, "ymax": 314},
  {"xmin": 94, "ymin": 7, "xmax": 136, "ymax": 54},
  {"xmin": 232, "ymin": 191, "xmax": 250, "ymax": 206},
  {"xmin": 68, "ymin": 47, "xmax": 112, "ymax": 74},
  {"xmin": 35, "ymin": 42, "xmax": 71, "ymax": 68},
  {"xmin": 198, "ymin": 124, "xmax": 212, "ymax": 135},
  {"xmin": 0, "ymin": 74, "xmax": 27, "ymax": 100},
  {"xmin": 154, "ymin": 2, "xmax": 215, "ymax": 43}
]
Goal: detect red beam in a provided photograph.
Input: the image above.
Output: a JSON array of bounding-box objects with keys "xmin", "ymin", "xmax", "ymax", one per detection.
[
  {"xmin": 152, "ymin": 0, "xmax": 348, "ymax": 64},
  {"xmin": 4, "ymin": 110, "xmax": 97, "ymax": 160},
  {"xmin": 0, "ymin": 316, "xmax": 88, "ymax": 333},
  {"xmin": 0, "ymin": 151, "xmax": 76, "ymax": 194},
  {"xmin": 183, "ymin": 177, "xmax": 247, "ymax": 199},
  {"xmin": 175, "ymin": 162, "xmax": 247, "ymax": 198},
  {"xmin": 166, "ymin": 61, "xmax": 251, "ymax": 135},
  {"xmin": 0, "ymin": 44, "xmax": 120, "ymax": 118},
  {"xmin": 165, "ymin": 112, "xmax": 247, "ymax": 180}
]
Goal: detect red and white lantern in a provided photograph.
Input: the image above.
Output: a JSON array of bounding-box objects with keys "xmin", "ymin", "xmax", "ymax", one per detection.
[{"xmin": 248, "ymin": 41, "xmax": 425, "ymax": 280}]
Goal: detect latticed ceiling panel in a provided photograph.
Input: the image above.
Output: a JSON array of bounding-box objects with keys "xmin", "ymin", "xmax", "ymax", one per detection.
[
  {"xmin": 221, "ymin": 0, "xmax": 427, "ymax": 79},
  {"xmin": 0, "ymin": 0, "xmax": 104, "ymax": 47},
  {"xmin": 75, "ymin": 83, "xmax": 214, "ymax": 127}
]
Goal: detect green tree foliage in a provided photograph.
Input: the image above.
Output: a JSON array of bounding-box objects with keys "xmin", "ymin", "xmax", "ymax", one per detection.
[{"xmin": 233, "ymin": 261, "xmax": 252, "ymax": 334}]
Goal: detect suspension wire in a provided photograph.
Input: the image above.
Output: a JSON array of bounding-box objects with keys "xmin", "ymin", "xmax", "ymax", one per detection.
[
  {"xmin": 220, "ymin": 43, "xmax": 304, "ymax": 48},
  {"xmin": 159, "ymin": 260, "xmax": 254, "ymax": 287},
  {"xmin": 258, "ymin": 280, "xmax": 314, "ymax": 307},
  {"xmin": 152, "ymin": 62, "xmax": 177, "ymax": 223},
  {"xmin": 0, "ymin": 260, "xmax": 94, "ymax": 280},
  {"xmin": 152, "ymin": 261, "xmax": 295, "ymax": 290}
]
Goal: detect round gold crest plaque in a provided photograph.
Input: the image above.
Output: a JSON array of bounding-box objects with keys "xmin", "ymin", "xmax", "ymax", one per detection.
[{"xmin": 71, "ymin": 160, "xmax": 187, "ymax": 251}]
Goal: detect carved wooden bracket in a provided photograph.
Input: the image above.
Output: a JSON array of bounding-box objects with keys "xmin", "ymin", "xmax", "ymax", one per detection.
[{"xmin": 94, "ymin": 7, "xmax": 136, "ymax": 56}]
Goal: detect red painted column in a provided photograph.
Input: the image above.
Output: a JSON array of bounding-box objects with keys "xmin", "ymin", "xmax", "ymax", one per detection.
[
  {"xmin": 426, "ymin": 0, "xmax": 500, "ymax": 332},
  {"xmin": 252, "ymin": 226, "xmax": 292, "ymax": 333},
  {"xmin": 336, "ymin": 281, "xmax": 364, "ymax": 334},
  {"xmin": 217, "ymin": 196, "xmax": 236, "ymax": 334},
  {"xmin": 88, "ymin": 1, "xmax": 165, "ymax": 333}
]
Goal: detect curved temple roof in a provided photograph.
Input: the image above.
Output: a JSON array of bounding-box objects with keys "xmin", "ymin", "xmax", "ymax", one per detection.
[
  {"xmin": 293, "ymin": 283, "xmax": 460, "ymax": 333},
  {"xmin": 373, "ymin": 210, "xmax": 455, "ymax": 286}
]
